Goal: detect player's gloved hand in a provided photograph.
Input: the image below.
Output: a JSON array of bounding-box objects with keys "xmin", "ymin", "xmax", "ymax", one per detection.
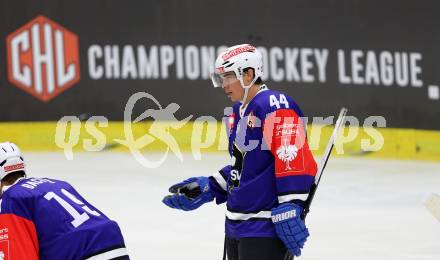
[
  {"xmin": 162, "ymin": 176, "xmax": 214, "ymax": 211},
  {"xmin": 271, "ymin": 203, "xmax": 309, "ymax": 257}
]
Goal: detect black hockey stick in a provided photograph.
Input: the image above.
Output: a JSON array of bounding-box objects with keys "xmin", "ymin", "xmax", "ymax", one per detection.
[
  {"xmin": 283, "ymin": 108, "xmax": 348, "ymax": 260},
  {"xmin": 301, "ymin": 107, "xmax": 348, "ymax": 220}
]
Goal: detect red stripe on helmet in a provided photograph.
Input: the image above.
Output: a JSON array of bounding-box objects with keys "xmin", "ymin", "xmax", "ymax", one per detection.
[
  {"xmin": 4, "ymin": 163, "xmax": 24, "ymax": 173},
  {"xmin": 222, "ymin": 45, "xmax": 256, "ymax": 61}
]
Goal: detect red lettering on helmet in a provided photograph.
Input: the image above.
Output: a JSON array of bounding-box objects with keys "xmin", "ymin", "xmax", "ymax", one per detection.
[
  {"xmin": 216, "ymin": 66, "xmax": 225, "ymax": 73},
  {"xmin": 222, "ymin": 45, "xmax": 256, "ymax": 61},
  {"xmin": 4, "ymin": 163, "xmax": 25, "ymax": 173}
]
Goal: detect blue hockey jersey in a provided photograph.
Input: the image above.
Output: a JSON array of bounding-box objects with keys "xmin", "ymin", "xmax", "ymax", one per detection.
[
  {"xmin": 209, "ymin": 85, "xmax": 317, "ymax": 238},
  {"xmin": 0, "ymin": 177, "xmax": 129, "ymax": 260}
]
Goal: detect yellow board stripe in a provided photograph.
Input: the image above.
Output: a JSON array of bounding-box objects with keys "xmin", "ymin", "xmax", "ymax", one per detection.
[{"xmin": 1, "ymin": 122, "xmax": 439, "ymax": 161}]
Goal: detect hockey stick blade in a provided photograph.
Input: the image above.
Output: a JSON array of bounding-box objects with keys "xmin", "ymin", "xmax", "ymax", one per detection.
[
  {"xmin": 425, "ymin": 193, "xmax": 440, "ymax": 222},
  {"xmin": 301, "ymin": 107, "xmax": 347, "ymax": 219}
]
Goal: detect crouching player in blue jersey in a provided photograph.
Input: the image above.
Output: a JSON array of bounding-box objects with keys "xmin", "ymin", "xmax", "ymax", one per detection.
[
  {"xmin": 163, "ymin": 44, "xmax": 317, "ymax": 259},
  {"xmin": 0, "ymin": 142, "xmax": 129, "ymax": 260}
]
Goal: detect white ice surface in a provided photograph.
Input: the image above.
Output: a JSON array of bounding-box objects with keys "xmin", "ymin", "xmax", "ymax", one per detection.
[{"xmin": 23, "ymin": 152, "xmax": 440, "ymax": 260}]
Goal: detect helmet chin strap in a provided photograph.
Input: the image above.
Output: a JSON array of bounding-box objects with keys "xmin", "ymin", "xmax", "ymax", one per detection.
[
  {"xmin": 240, "ymin": 77, "xmax": 258, "ymax": 103},
  {"xmin": 239, "ymin": 77, "xmax": 258, "ymax": 117},
  {"xmin": 241, "ymin": 88, "xmax": 250, "ymax": 104}
]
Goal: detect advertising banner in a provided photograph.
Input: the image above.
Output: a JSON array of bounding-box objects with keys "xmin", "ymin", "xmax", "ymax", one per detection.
[{"xmin": 0, "ymin": 0, "xmax": 439, "ymax": 129}]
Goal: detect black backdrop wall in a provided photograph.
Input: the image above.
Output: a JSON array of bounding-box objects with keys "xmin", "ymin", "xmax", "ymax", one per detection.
[{"xmin": 1, "ymin": 0, "xmax": 439, "ymax": 129}]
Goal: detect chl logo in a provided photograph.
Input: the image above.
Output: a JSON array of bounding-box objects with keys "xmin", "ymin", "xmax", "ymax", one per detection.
[{"xmin": 6, "ymin": 15, "xmax": 80, "ymax": 102}]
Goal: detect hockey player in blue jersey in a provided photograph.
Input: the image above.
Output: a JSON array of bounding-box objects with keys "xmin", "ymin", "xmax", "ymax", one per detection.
[
  {"xmin": 0, "ymin": 142, "xmax": 129, "ymax": 260},
  {"xmin": 163, "ymin": 44, "xmax": 317, "ymax": 259}
]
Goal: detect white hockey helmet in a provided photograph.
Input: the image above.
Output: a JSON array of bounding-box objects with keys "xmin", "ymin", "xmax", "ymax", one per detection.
[
  {"xmin": 0, "ymin": 142, "xmax": 26, "ymax": 181},
  {"xmin": 211, "ymin": 44, "xmax": 263, "ymax": 90}
]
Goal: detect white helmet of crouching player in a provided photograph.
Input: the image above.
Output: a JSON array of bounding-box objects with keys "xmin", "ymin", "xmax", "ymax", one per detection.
[
  {"xmin": 211, "ymin": 44, "xmax": 264, "ymax": 103},
  {"xmin": 0, "ymin": 142, "xmax": 26, "ymax": 181}
]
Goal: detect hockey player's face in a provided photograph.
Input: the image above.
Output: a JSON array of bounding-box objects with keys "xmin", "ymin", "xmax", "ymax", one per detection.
[{"xmin": 221, "ymin": 73, "xmax": 244, "ymax": 102}]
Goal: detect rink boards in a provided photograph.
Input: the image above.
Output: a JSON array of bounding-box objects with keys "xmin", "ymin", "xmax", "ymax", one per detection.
[{"xmin": 1, "ymin": 122, "xmax": 439, "ymax": 161}]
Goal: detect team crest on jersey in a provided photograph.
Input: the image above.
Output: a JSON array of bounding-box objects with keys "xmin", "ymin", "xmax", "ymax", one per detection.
[
  {"xmin": 0, "ymin": 241, "xmax": 9, "ymax": 260},
  {"xmin": 246, "ymin": 111, "xmax": 257, "ymax": 129},
  {"xmin": 276, "ymin": 139, "xmax": 298, "ymax": 171},
  {"xmin": 227, "ymin": 113, "xmax": 235, "ymax": 131}
]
